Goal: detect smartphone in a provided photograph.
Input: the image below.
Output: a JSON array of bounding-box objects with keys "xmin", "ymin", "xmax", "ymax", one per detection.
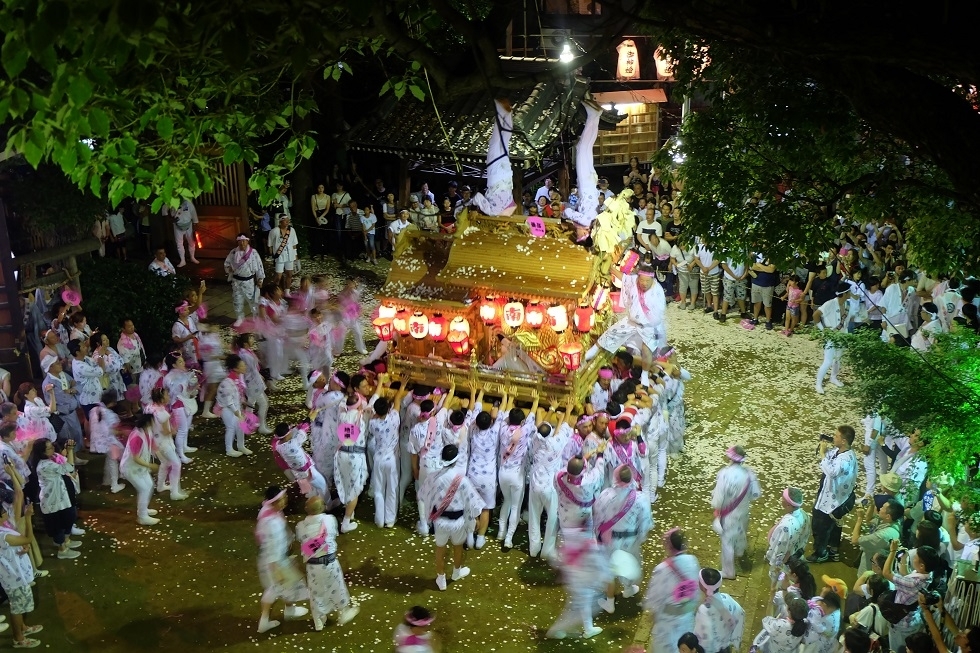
[{"xmin": 2, "ymin": 454, "xmax": 9, "ymax": 466}]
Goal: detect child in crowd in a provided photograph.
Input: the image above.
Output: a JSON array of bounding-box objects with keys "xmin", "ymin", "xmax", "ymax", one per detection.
[
  {"xmin": 780, "ymin": 278, "xmax": 803, "ymax": 335},
  {"xmin": 394, "ymin": 606, "xmax": 437, "ymax": 653}
]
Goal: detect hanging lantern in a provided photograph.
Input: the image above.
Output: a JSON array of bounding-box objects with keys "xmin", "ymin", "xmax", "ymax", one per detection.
[
  {"xmin": 525, "ymin": 301, "xmax": 545, "ymax": 329},
  {"xmin": 449, "ymin": 316, "xmax": 470, "ymax": 337},
  {"xmin": 448, "ymin": 330, "xmax": 471, "ymax": 356},
  {"xmin": 574, "ymin": 304, "xmax": 595, "ymax": 333},
  {"xmin": 616, "ymin": 39, "xmax": 640, "ymax": 81},
  {"xmin": 559, "ymin": 341, "xmax": 584, "ymax": 371},
  {"xmin": 378, "ymin": 304, "xmax": 397, "ymax": 319},
  {"xmin": 654, "ymin": 46, "xmax": 675, "ymax": 80},
  {"xmin": 547, "ymin": 305, "xmax": 568, "ymax": 333},
  {"xmin": 610, "ymin": 291, "xmax": 625, "ymax": 314},
  {"xmin": 408, "ymin": 311, "xmax": 429, "ymax": 339},
  {"xmin": 480, "ymin": 296, "xmax": 500, "ymax": 325},
  {"xmin": 393, "ymin": 309, "xmax": 410, "ymax": 335},
  {"xmin": 503, "ymin": 300, "xmax": 525, "ymax": 328},
  {"xmin": 372, "ymin": 317, "xmax": 394, "ymax": 342},
  {"xmin": 428, "ymin": 313, "xmax": 448, "ymax": 342}
]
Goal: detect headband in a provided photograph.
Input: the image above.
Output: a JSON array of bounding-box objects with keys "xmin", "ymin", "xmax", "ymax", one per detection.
[
  {"xmin": 636, "ymin": 269, "xmax": 657, "ymax": 278},
  {"xmin": 613, "ymin": 426, "xmax": 632, "ymax": 438},
  {"xmin": 699, "ymin": 570, "xmax": 722, "ymax": 596},
  {"xmin": 309, "ymin": 370, "xmax": 323, "ymax": 385},
  {"xmin": 236, "ymin": 234, "xmax": 250, "ymax": 241},
  {"xmin": 175, "ymin": 301, "xmax": 189, "ymax": 313},
  {"xmin": 726, "ymin": 446, "xmax": 746, "ymax": 463},
  {"xmin": 419, "ymin": 410, "xmax": 433, "ymax": 420},
  {"xmin": 331, "ymin": 374, "xmax": 344, "ymax": 388},
  {"xmin": 598, "ymin": 369, "xmax": 614, "ymax": 380},
  {"xmin": 593, "ymin": 411, "xmax": 609, "ymax": 420},
  {"xmin": 576, "ymin": 414, "xmax": 595, "ymax": 426},
  {"xmin": 924, "ymin": 306, "xmax": 939, "ymax": 318},
  {"xmin": 404, "ymin": 611, "xmax": 435, "ymax": 627},
  {"xmin": 664, "ymin": 527, "xmax": 682, "ymax": 555},
  {"xmin": 412, "ymin": 390, "xmax": 428, "ymax": 400},
  {"xmin": 783, "ymin": 487, "xmax": 803, "ymax": 507}
]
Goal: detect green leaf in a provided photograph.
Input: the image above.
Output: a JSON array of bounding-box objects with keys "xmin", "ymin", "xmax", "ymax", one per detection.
[
  {"xmin": 2, "ymin": 37, "xmax": 29, "ymax": 78},
  {"xmin": 379, "ymin": 80, "xmax": 390, "ymax": 96},
  {"xmin": 68, "ymin": 75, "xmax": 93, "ymax": 106},
  {"xmin": 0, "ymin": 98, "xmax": 9, "ymax": 124},
  {"xmin": 409, "ymin": 84, "xmax": 425, "ymax": 101},
  {"xmin": 89, "ymin": 108, "xmax": 110, "ymax": 137},
  {"xmin": 134, "ymin": 183, "xmax": 151, "ymax": 200},
  {"xmin": 22, "ymin": 138, "xmax": 44, "ymax": 168},
  {"xmin": 222, "ymin": 142, "xmax": 242, "ymax": 165},
  {"xmin": 156, "ymin": 116, "xmax": 174, "ymax": 139}
]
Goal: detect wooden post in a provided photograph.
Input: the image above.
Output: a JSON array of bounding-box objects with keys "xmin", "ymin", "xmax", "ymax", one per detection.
[
  {"xmin": 398, "ymin": 157, "xmax": 411, "ymax": 208},
  {"xmin": 511, "ymin": 162, "xmax": 523, "ymax": 215}
]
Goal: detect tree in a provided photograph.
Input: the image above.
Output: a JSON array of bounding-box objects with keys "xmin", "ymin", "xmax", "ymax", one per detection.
[
  {"xmin": 627, "ymin": 0, "xmax": 980, "ymax": 273},
  {"xmin": 0, "ymin": 0, "xmax": 629, "ymax": 211}
]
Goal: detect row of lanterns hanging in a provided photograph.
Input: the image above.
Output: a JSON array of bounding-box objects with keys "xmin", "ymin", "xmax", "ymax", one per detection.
[{"xmin": 371, "ymin": 299, "xmax": 594, "ymax": 370}]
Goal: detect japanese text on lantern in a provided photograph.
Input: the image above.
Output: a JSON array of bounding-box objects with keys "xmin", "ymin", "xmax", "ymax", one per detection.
[
  {"xmin": 410, "ymin": 322, "xmax": 426, "ymax": 337},
  {"xmin": 505, "ymin": 306, "xmax": 521, "ymax": 323}
]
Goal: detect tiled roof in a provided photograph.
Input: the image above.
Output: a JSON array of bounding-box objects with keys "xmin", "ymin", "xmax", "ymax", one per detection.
[{"xmin": 348, "ymin": 76, "xmax": 614, "ymax": 163}]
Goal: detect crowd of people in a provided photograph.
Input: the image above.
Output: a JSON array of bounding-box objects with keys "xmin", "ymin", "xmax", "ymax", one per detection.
[{"xmin": 4, "ymin": 144, "xmax": 980, "ymax": 652}]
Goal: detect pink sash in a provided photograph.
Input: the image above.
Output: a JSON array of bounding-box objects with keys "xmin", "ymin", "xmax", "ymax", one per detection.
[
  {"xmin": 597, "ymin": 489, "xmax": 636, "ymax": 544},
  {"xmin": 719, "ymin": 478, "xmax": 752, "ymax": 519},
  {"xmin": 667, "ymin": 556, "xmax": 698, "ymax": 603},
  {"xmin": 420, "ymin": 417, "xmax": 439, "ymax": 458},
  {"xmin": 556, "ymin": 472, "xmax": 595, "ymax": 508},
  {"xmin": 430, "ymin": 474, "xmax": 463, "ymax": 521},
  {"xmin": 301, "ymin": 521, "xmax": 328, "ymax": 559}
]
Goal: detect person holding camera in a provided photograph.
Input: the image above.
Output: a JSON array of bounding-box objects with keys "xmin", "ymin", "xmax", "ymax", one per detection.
[
  {"xmin": 807, "ymin": 426, "xmax": 858, "ymax": 564},
  {"xmin": 882, "ymin": 538, "xmax": 943, "ymax": 653}
]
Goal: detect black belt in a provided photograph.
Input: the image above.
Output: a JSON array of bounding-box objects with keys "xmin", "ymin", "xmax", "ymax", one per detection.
[
  {"xmin": 612, "ymin": 528, "xmax": 639, "ymax": 539},
  {"xmin": 306, "ymin": 552, "xmax": 337, "ymax": 565},
  {"xmin": 438, "ymin": 509, "xmax": 464, "ymax": 520},
  {"xmin": 233, "ymin": 274, "xmax": 255, "ymax": 281},
  {"xmin": 339, "ymin": 445, "xmax": 366, "ymax": 454}
]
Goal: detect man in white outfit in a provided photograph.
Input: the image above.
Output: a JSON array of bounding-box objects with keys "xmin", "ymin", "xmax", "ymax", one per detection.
[
  {"xmin": 765, "ymin": 487, "xmax": 810, "ymax": 589},
  {"xmin": 813, "ymin": 281, "xmax": 861, "ymax": 394},
  {"xmin": 418, "ymin": 444, "xmax": 483, "ymax": 591},
  {"xmin": 527, "ymin": 402, "xmax": 573, "ymax": 560},
  {"xmin": 589, "ymin": 264, "xmax": 667, "ymax": 370},
  {"xmin": 164, "ymin": 199, "xmax": 199, "ymax": 267},
  {"xmin": 224, "ymin": 233, "xmax": 265, "ymax": 328},
  {"xmin": 471, "ymin": 99, "xmax": 517, "ymax": 216},
  {"xmin": 272, "ymin": 423, "xmax": 327, "ymax": 500},
  {"xmin": 710, "ymin": 445, "xmax": 761, "ymax": 579},
  {"xmin": 563, "ymin": 102, "xmax": 602, "ymax": 242},
  {"xmin": 556, "ymin": 450, "xmax": 606, "ymax": 533},
  {"xmin": 594, "ymin": 465, "xmax": 653, "ymax": 614},
  {"xmin": 267, "ymin": 215, "xmax": 299, "ymax": 292}
]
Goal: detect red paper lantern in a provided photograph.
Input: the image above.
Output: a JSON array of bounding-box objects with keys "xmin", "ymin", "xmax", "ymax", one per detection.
[
  {"xmin": 525, "ymin": 301, "xmax": 545, "ymax": 329},
  {"xmin": 480, "ymin": 297, "xmax": 500, "ymax": 325},
  {"xmin": 409, "ymin": 311, "xmax": 429, "ymax": 339},
  {"xmin": 394, "ymin": 309, "xmax": 410, "ymax": 335},
  {"xmin": 372, "ymin": 317, "xmax": 394, "ymax": 342},
  {"xmin": 574, "ymin": 304, "xmax": 594, "ymax": 333},
  {"xmin": 559, "ymin": 342, "xmax": 584, "ymax": 371},
  {"xmin": 448, "ymin": 330, "xmax": 470, "ymax": 356},
  {"xmin": 428, "ymin": 313, "xmax": 447, "ymax": 342},
  {"xmin": 610, "ymin": 291, "xmax": 624, "ymax": 314}
]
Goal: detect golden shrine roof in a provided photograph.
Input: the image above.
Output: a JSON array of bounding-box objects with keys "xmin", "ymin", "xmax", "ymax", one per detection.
[{"xmin": 377, "ymin": 233, "xmax": 472, "ymax": 309}]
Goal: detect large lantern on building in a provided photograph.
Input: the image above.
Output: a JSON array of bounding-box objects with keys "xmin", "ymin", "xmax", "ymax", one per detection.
[
  {"xmin": 448, "ymin": 330, "xmax": 470, "ymax": 356},
  {"xmin": 559, "ymin": 342, "xmax": 583, "ymax": 371},
  {"xmin": 503, "ymin": 300, "xmax": 525, "ymax": 328},
  {"xmin": 547, "ymin": 305, "xmax": 568, "ymax": 333},
  {"xmin": 409, "ymin": 311, "xmax": 429, "ymax": 339},
  {"xmin": 449, "ymin": 316, "xmax": 470, "ymax": 337},
  {"xmin": 574, "ymin": 304, "xmax": 594, "ymax": 333},
  {"xmin": 378, "ymin": 304, "xmax": 397, "ymax": 319},
  {"xmin": 480, "ymin": 296, "xmax": 500, "ymax": 325},
  {"xmin": 394, "ymin": 309, "xmax": 410, "ymax": 335},
  {"xmin": 372, "ymin": 317, "xmax": 394, "ymax": 342},
  {"xmin": 525, "ymin": 301, "xmax": 545, "ymax": 329},
  {"xmin": 428, "ymin": 313, "xmax": 447, "ymax": 342}
]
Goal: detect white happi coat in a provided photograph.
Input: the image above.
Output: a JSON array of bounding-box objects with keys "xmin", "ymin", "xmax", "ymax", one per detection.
[
  {"xmin": 466, "ymin": 408, "xmax": 504, "ymax": 510},
  {"xmin": 801, "ymin": 598, "xmax": 841, "ymax": 653},
  {"xmin": 88, "ymin": 403, "xmax": 121, "ymax": 454},
  {"xmin": 224, "ymin": 245, "xmax": 264, "ymax": 313},
  {"xmin": 593, "ymin": 485, "xmax": 653, "ymax": 558},
  {"xmin": 470, "ymin": 100, "xmax": 516, "ymax": 216},
  {"xmin": 766, "ymin": 508, "xmax": 810, "ymax": 576},
  {"xmin": 172, "ymin": 315, "xmax": 199, "ymax": 364},
  {"xmin": 555, "ymin": 456, "xmax": 606, "ymax": 530},
  {"xmin": 310, "ymin": 389, "xmax": 344, "ymax": 484},
  {"xmin": 369, "ymin": 410, "xmax": 401, "ymax": 467},
  {"xmin": 644, "ymin": 552, "xmax": 702, "ymax": 653},
  {"xmin": 597, "ymin": 273, "xmax": 667, "ymax": 355},
  {"xmin": 96, "ymin": 347, "xmax": 126, "ymax": 397},
  {"xmin": 606, "ymin": 438, "xmax": 645, "ymax": 491},
  {"xmin": 695, "ymin": 592, "xmax": 746, "ymax": 653},
  {"xmin": 418, "ymin": 463, "xmax": 483, "ymax": 533},
  {"xmin": 561, "ymin": 430, "xmax": 601, "ymax": 466},
  {"xmin": 529, "ymin": 423, "xmax": 572, "ymax": 496},
  {"xmin": 275, "ymin": 429, "xmax": 317, "ymax": 481},
  {"xmin": 198, "ymin": 331, "xmax": 226, "ymax": 385},
  {"xmin": 711, "ymin": 463, "xmax": 762, "ymax": 556},
  {"xmin": 238, "ymin": 347, "xmax": 265, "ymax": 405},
  {"xmin": 71, "ymin": 356, "xmax": 105, "ymax": 405},
  {"xmin": 295, "ymin": 513, "xmax": 350, "ymax": 617},
  {"xmin": 117, "ymin": 331, "xmax": 146, "ymax": 375}
]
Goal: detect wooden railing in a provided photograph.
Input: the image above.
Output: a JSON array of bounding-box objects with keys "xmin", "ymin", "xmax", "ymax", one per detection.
[{"xmin": 197, "ymin": 162, "xmax": 244, "ymax": 208}]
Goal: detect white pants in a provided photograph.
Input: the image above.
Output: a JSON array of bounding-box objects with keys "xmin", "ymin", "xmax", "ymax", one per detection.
[
  {"xmin": 863, "ymin": 450, "xmax": 878, "ymax": 496},
  {"xmin": 174, "ymin": 226, "xmax": 195, "ymax": 263},
  {"xmin": 304, "ymin": 468, "xmax": 328, "ymax": 500},
  {"xmin": 222, "ymin": 407, "xmax": 245, "ymax": 453},
  {"xmin": 263, "ymin": 337, "xmax": 287, "ymax": 379},
  {"xmin": 123, "ymin": 466, "xmax": 153, "ymax": 519},
  {"xmin": 156, "ymin": 437, "xmax": 183, "ymax": 496},
  {"xmin": 816, "ymin": 345, "xmax": 843, "ymax": 389},
  {"xmin": 249, "ymin": 392, "xmax": 269, "ymax": 430},
  {"xmin": 498, "ymin": 468, "xmax": 526, "ymax": 542},
  {"xmin": 397, "ymin": 445, "xmax": 413, "ymax": 507},
  {"xmin": 232, "ymin": 279, "xmax": 258, "ymax": 320},
  {"xmin": 372, "ymin": 456, "xmax": 399, "ymax": 527},
  {"xmin": 172, "ymin": 406, "xmax": 192, "ymax": 460},
  {"xmin": 416, "ymin": 468, "xmax": 432, "ymax": 532},
  {"xmin": 528, "ymin": 485, "xmax": 559, "ymax": 557},
  {"xmin": 548, "ymin": 587, "xmax": 598, "ymax": 637},
  {"xmin": 102, "ymin": 448, "xmax": 121, "ymax": 487}
]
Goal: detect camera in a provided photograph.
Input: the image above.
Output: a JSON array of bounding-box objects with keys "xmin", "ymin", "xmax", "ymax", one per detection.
[
  {"xmin": 920, "ymin": 590, "xmax": 942, "ymax": 606},
  {"xmin": 818, "ymin": 433, "xmax": 835, "ymax": 443}
]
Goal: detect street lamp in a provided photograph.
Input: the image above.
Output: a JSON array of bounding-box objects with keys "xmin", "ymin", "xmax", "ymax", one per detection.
[{"xmin": 559, "ymin": 43, "xmax": 574, "ymax": 64}]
